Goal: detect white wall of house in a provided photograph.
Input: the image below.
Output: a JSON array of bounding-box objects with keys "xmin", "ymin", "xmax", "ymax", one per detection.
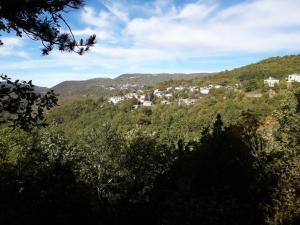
[
  {"xmin": 287, "ymin": 74, "xmax": 300, "ymax": 82},
  {"xmin": 109, "ymin": 96, "xmax": 124, "ymax": 104},
  {"xmin": 264, "ymin": 77, "xmax": 279, "ymax": 87},
  {"xmin": 200, "ymin": 88, "xmax": 209, "ymax": 94},
  {"xmin": 143, "ymin": 101, "xmax": 152, "ymax": 107}
]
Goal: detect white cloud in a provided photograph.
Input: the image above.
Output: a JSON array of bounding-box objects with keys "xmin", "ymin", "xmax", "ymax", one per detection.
[
  {"xmin": 125, "ymin": 0, "xmax": 300, "ymax": 54},
  {"xmin": 0, "ymin": 37, "xmax": 30, "ymax": 59},
  {"xmin": 72, "ymin": 27, "xmax": 110, "ymax": 40},
  {"xmin": 70, "ymin": 0, "xmax": 300, "ymax": 65},
  {"xmin": 1, "ymin": 37, "xmax": 23, "ymax": 46}
]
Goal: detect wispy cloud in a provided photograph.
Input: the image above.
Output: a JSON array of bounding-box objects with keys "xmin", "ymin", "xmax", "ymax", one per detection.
[
  {"xmin": 125, "ymin": 0, "xmax": 300, "ymax": 53},
  {"xmin": 70, "ymin": 0, "xmax": 300, "ymax": 61},
  {"xmin": 0, "ymin": 37, "xmax": 30, "ymax": 59}
]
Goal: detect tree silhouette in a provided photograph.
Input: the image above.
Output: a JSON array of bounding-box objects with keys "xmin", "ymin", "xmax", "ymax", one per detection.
[
  {"xmin": 0, "ymin": 0, "xmax": 96, "ymax": 55},
  {"xmin": 151, "ymin": 115, "xmax": 294, "ymax": 225},
  {"xmin": 0, "ymin": 75, "xmax": 58, "ymax": 130},
  {"xmin": 0, "ymin": 0, "xmax": 96, "ymax": 129}
]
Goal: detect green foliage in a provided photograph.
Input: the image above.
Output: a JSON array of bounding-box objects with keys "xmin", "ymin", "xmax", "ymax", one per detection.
[
  {"xmin": 0, "ymin": 75, "xmax": 58, "ymax": 130},
  {"xmin": 1, "ymin": 55, "xmax": 300, "ymax": 224},
  {"xmin": 244, "ymin": 79, "xmax": 259, "ymax": 91}
]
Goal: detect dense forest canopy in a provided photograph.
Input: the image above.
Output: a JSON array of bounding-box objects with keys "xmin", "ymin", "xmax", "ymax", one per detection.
[{"xmin": 1, "ymin": 54, "xmax": 300, "ymax": 224}]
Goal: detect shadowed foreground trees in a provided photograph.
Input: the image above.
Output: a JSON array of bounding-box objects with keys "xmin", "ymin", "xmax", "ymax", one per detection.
[{"xmin": 0, "ymin": 104, "xmax": 299, "ymax": 225}]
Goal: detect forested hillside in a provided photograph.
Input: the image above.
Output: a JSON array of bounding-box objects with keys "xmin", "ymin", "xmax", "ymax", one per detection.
[
  {"xmin": 221, "ymin": 54, "xmax": 300, "ymax": 80},
  {"xmin": 51, "ymin": 55, "xmax": 300, "ymax": 98},
  {"xmin": 1, "ymin": 55, "xmax": 300, "ymax": 225}
]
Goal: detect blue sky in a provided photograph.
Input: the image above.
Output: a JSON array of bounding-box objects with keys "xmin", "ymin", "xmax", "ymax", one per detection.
[{"xmin": 1, "ymin": 0, "xmax": 300, "ymax": 87}]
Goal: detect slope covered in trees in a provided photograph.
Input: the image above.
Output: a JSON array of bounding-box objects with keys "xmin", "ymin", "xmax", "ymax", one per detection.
[
  {"xmin": 220, "ymin": 54, "xmax": 300, "ymax": 80},
  {"xmin": 0, "ymin": 76, "xmax": 299, "ymax": 225}
]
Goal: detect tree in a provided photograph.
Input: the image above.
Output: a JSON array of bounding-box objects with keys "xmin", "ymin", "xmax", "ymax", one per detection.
[
  {"xmin": 0, "ymin": 0, "xmax": 96, "ymax": 55},
  {"xmin": 0, "ymin": 75, "xmax": 58, "ymax": 130},
  {"xmin": 244, "ymin": 79, "xmax": 259, "ymax": 92},
  {"xmin": 0, "ymin": 0, "xmax": 96, "ymax": 129}
]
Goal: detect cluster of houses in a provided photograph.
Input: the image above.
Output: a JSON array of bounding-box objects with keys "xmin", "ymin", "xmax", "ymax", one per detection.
[
  {"xmin": 108, "ymin": 73, "xmax": 300, "ymax": 108},
  {"xmin": 263, "ymin": 73, "xmax": 300, "ymax": 87},
  {"xmin": 109, "ymin": 90, "xmax": 153, "ymax": 107},
  {"xmin": 108, "ymin": 84, "xmax": 227, "ymax": 107}
]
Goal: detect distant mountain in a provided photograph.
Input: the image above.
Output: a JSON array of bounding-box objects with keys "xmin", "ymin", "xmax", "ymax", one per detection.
[
  {"xmin": 51, "ymin": 78, "xmax": 112, "ymax": 96},
  {"xmin": 34, "ymin": 85, "xmax": 49, "ymax": 93},
  {"xmin": 51, "ymin": 54, "xmax": 300, "ymax": 96},
  {"xmin": 1, "ymin": 81, "xmax": 49, "ymax": 94},
  {"xmin": 51, "ymin": 73, "xmax": 212, "ymax": 96}
]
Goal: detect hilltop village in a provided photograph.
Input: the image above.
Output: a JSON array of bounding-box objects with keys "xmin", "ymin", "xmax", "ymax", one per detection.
[{"xmin": 108, "ymin": 73, "xmax": 300, "ymax": 108}]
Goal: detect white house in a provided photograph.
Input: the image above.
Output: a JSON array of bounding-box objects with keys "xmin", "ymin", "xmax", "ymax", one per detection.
[
  {"xmin": 178, "ymin": 98, "xmax": 197, "ymax": 106},
  {"xmin": 161, "ymin": 100, "xmax": 170, "ymax": 105},
  {"xmin": 189, "ymin": 86, "xmax": 199, "ymax": 92},
  {"xmin": 175, "ymin": 86, "xmax": 184, "ymax": 91},
  {"xmin": 287, "ymin": 74, "xmax": 300, "ymax": 82},
  {"xmin": 200, "ymin": 87, "xmax": 210, "ymax": 94},
  {"xmin": 165, "ymin": 93, "xmax": 173, "ymax": 99},
  {"xmin": 264, "ymin": 77, "xmax": 279, "ymax": 87},
  {"xmin": 139, "ymin": 94, "xmax": 146, "ymax": 102},
  {"xmin": 142, "ymin": 101, "xmax": 152, "ymax": 107},
  {"xmin": 154, "ymin": 89, "xmax": 163, "ymax": 98},
  {"xmin": 133, "ymin": 105, "xmax": 140, "ymax": 110},
  {"xmin": 153, "ymin": 89, "xmax": 160, "ymax": 94},
  {"xmin": 109, "ymin": 96, "xmax": 124, "ymax": 104}
]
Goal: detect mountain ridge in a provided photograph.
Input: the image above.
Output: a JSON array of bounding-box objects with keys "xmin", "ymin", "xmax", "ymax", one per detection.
[
  {"xmin": 50, "ymin": 54, "xmax": 300, "ymax": 96},
  {"xmin": 51, "ymin": 73, "xmax": 213, "ymax": 96}
]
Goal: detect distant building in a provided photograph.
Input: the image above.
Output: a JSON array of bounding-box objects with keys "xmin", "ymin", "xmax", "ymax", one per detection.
[
  {"xmin": 139, "ymin": 94, "xmax": 146, "ymax": 103},
  {"xmin": 175, "ymin": 86, "xmax": 184, "ymax": 91},
  {"xmin": 154, "ymin": 89, "xmax": 163, "ymax": 98},
  {"xmin": 165, "ymin": 93, "xmax": 173, "ymax": 99},
  {"xmin": 125, "ymin": 93, "xmax": 136, "ymax": 99},
  {"xmin": 200, "ymin": 87, "xmax": 210, "ymax": 94},
  {"xmin": 133, "ymin": 105, "xmax": 140, "ymax": 110},
  {"xmin": 189, "ymin": 86, "xmax": 199, "ymax": 92},
  {"xmin": 142, "ymin": 101, "xmax": 152, "ymax": 107},
  {"xmin": 207, "ymin": 84, "xmax": 214, "ymax": 89},
  {"xmin": 161, "ymin": 100, "xmax": 170, "ymax": 105},
  {"xmin": 178, "ymin": 98, "xmax": 197, "ymax": 106},
  {"xmin": 109, "ymin": 96, "xmax": 124, "ymax": 104},
  {"xmin": 264, "ymin": 77, "xmax": 279, "ymax": 87},
  {"xmin": 287, "ymin": 74, "xmax": 300, "ymax": 82}
]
